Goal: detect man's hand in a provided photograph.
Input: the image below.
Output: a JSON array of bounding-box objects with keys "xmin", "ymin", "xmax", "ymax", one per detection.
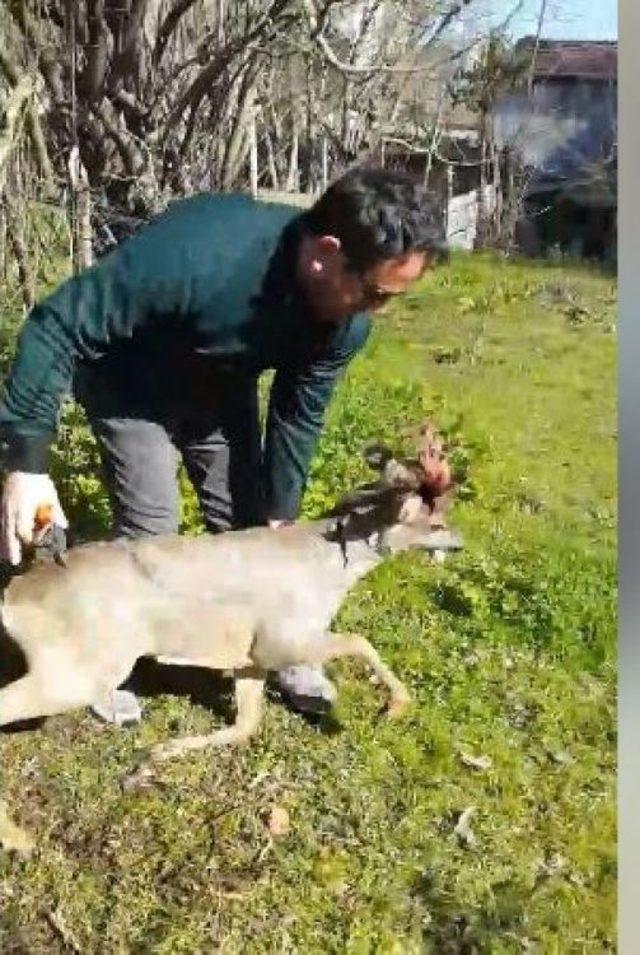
[{"xmin": 0, "ymin": 472, "xmax": 68, "ymax": 566}]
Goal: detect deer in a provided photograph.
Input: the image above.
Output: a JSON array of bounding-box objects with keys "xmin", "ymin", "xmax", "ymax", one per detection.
[{"xmin": 0, "ymin": 432, "xmax": 462, "ymax": 817}]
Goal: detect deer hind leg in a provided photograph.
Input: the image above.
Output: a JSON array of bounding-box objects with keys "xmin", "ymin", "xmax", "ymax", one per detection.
[
  {"xmin": 0, "ymin": 667, "xmax": 99, "ymax": 728},
  {"xmin": 0, "ymin": 644, "xmax": 141, "ymax": 730},
  {"xmin": 0, "ymin": 668, "xmax": 99, "ymax": 856},
  {"xmin": 318, "ymin": 632, "xmax": 411, "ymax": 718},
  {"xmin": 149, "ymin": 668, "xmax": 265, "ymax": 764}
]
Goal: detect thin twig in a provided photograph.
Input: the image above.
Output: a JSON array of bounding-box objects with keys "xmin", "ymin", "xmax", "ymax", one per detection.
[{"xmin": 527, "ymin": 0, "xmax": 548, "ymax": 97}]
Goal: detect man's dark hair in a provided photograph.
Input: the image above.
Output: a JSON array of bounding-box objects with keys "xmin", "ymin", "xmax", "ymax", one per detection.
[{"xmin": 302, "ymin": 167, "xmax": 448, "ymax": 273}]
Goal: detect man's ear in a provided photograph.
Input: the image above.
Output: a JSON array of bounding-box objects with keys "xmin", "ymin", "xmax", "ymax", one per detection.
[
  {"xmin": 300, "ymin": 234, "xmax": 342, "ymax": 277},
  {"xmin": 316, "ymin": 235, "xmax": 342, "ymax": 257}
]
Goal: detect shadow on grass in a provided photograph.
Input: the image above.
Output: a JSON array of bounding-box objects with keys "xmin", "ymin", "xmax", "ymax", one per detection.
[
  {"xmin": 124, "ymin": 657, "xmax": 234, "ymax": 719},
  {"xmin": 124, "ymin": 661, "xmax": 343, "ymax": 734}
]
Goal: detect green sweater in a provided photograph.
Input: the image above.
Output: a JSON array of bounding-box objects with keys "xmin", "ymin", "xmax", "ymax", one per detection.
[{"xmin": 0, "ymin": 194, "xmax": 371, "ymax": 520}]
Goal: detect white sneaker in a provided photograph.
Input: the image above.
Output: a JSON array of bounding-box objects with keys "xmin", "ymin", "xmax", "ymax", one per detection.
[
  {"xmin": 278, "ymin": 666, "xmax": 337, "ymax": 715},
  {"xmin": 90, "ymin": 689, "xmax": 142, "ymax": 726}
]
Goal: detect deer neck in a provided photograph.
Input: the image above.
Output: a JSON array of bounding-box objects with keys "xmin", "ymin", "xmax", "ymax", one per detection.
[{"xmin": 316, "ymin": 518, "xmax": 389, "ymax": 587}]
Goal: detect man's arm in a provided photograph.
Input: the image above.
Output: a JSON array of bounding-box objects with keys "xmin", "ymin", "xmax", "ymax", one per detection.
[
  {"xmin": 263, "ymin": 315, "xmax": 371, "ymax": 522},
  {"xmin": 0, "ymin": 260, "xmax": 137, "ymax": 470},
  {"xmin": 0, "ymin": 195, "xmax": 218, "ymax": 563},
  {"xmin": 0, "ymin": 199, "xmax": 207, "ymax": 471}
]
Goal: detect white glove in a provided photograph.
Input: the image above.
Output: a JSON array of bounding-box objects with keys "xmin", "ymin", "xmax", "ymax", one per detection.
[{"xmin": 0, "ymin": 472, "xmax": 68, "ymax": 566}]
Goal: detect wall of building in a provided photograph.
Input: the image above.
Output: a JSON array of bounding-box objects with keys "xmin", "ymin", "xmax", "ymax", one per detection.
[
  {"xmin": 494, "ymin": 78, "xmax": 616, "ymax": 186},
  {"xmin": 446, "ymin": 186, "xmax": 498, "ymax": 251}
]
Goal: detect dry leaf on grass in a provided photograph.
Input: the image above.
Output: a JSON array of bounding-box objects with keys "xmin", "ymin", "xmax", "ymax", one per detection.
[
  {"xmin": 453, "ymin": 806, "xmax": 477, "ymax": 848},
  {"xmin": 46, "ymin": 908, "xmax": 83, "ymax": 954},
  {"xmin": 0, "ymin": 800, "xmax": 34, "ymax": 858},
  {"xmin": 266, "ymin": 804, "xmax": 290, "ymax": 838},
  {"xmin": 535, "ymin": 853, "xmax": 568, "ymax": 882},
  {"xmin": 458, "ymin": 751, "xmax": 493, "ymax": 772},
  {"xmin": 545, "ymin": 749, "xmax": 573, "ymax": 766}
]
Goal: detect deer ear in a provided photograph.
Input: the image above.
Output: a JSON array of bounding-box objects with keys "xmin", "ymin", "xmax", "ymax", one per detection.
[
  {"xmin": 330, "ymin": 483, "xmax": 395, "ymax": 517},
  {"xmin": 363, "ymin": 443, "xmax": 393, "ymax": 471}
]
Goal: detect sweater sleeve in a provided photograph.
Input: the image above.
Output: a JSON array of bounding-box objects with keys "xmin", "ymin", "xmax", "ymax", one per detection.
[{"xmin": 263, "ymin": 313, "xmax": 371, "ymax": 521}]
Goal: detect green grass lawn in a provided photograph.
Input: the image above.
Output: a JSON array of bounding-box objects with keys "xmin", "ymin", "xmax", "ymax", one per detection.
[{"xmin": 0, "ymin": 252, "xmax": 616, "ymax": 952}]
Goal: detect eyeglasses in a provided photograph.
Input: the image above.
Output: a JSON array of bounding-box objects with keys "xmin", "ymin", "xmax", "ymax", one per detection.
[
  {"xmin": 358, "ymin": 282, "xmax": 397, "ymax": 310},
  {"xmin": 351, "ymin": 276, "xmax": 407, "ymax": 311},
  {"xmin": 348, "ymin": 261, "xmax": 429, "ymax": 311}
]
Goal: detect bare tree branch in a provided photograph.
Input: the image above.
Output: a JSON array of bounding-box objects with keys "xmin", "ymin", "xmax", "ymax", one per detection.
[
  {"xmin": 302, "ymin": 0, "xmax": 467, "ymax": 76},
  {"xmin": 0, "ymin": 46, "xmax": 20, "ymax": 87},
  {"xmin": 164, "ymin": 0, "xmax": 295, "ymax": 141},
  {"xmin": 153, "ymin": 0, "xmax": 198, "ymax": 66},
  {"xmin": 5, "ymin": 0, "xmax": 66, "ymax": 100},
  {"xmin": 420, "ymin": 0, "xmax": 474, "ymax": 48},
  {"xmin": 527, "ymin": 0, "xmax": 548, "ymax": 96},
  {"xmin": 303, "ymin": 0, "xmax": 526, "ymax": 77},
  {"xmin": 3, "ymin": 196, "xmax": 34, "ymax": 308},
  {"xmin": 92, "ymin": 96, "xmax": 143, "ymax": 175},
  {"xmin": 0, "ymin": 0, "xmax": 535, "ymax": 219},
  {"xmin": 109, "ymin": 0, "xmax": 151, "ymax": 90},
  {"xmin": 0, "ymin": 49, "xmax": 55, "ymax": 188},
  {"xmin": 81, "ymin": 0, "xmax": 110, "ymax": 102},
  {"xmin": 0, "ymin": 75, "xmax": 33, "ymax": 192}
]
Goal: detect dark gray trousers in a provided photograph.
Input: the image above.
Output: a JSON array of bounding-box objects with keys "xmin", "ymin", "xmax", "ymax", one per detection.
[{"xmin": 75, "ymin": 359, "xmax": 264, "ymax": 538}]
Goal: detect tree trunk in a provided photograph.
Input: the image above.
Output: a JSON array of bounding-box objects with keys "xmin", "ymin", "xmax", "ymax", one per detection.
[
  {"xmin": 220, "ymin": 68, "xmax": 258, "ymax": 191},
  {"xmin": 476, "ymin": 111, "xmax": 489, "ymax": 248},
  {"xmin": 249, "ymin": 107, "xmax": 258, "ymax": 197},
  {"xmin": 321, "ymin": 136, "xmax": 329, "ymax": 191},
  {"xmin": 4, "ymin": 198, "xmax": 34, "ymax": 310},
  {"xmin": 264, "ymin": 127, "xmax": 280, "ymax": 190},
  {"xmin": 68, "ymin": 147, "xmax": 94, "ymax": 271},
  {"xmin": 0, "ymin": 203, "xmax": 7, "ymax": 283},
  {"xmin": 492, "ymin": 141, "xmax": 502, "ymax": 243},
  {"xmin": 424, "ymin": 93, "xmax": 445, "ymax": 188},
  {"xmin": 0, "ymin": 77, "xmax": 33, "ymax": 194},
  {"xmin": 286, "ymin": 121, "xmax": 299, "ymax": 193},
  {"xmin": 304, "ymin": 54, "xmax": 314, "ymax": 194}
]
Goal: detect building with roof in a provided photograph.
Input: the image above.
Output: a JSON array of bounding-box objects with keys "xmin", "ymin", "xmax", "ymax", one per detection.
[{"xmin": 494, "ymin": 38, "xmax": 617, "ymax": 260}]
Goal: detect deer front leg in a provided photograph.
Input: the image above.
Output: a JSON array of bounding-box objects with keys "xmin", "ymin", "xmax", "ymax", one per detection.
[
  {"xmin": 318, "ymin": 632, "xmax": 411, "ymax": 718},
  {"xmin": 149, "ymin": 668, "xmax": 265, "ymax": 764}
]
